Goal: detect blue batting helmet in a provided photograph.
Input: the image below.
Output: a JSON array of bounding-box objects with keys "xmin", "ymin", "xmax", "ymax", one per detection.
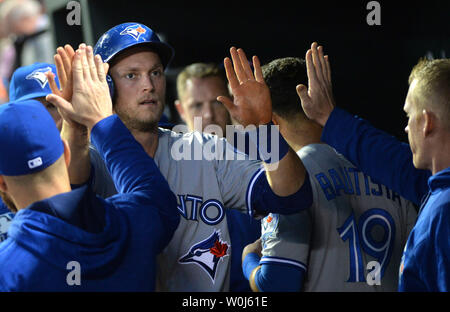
[
  {"xmin": 93, "ymin": 22, "xmax": 174, "ymax": 99},
  {"xmin": 93, "ymin": 22, "xmax": 174, "ymax": 69}
]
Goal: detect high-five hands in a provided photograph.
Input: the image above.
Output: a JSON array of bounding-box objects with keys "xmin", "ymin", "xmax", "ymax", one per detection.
[
  {"xmin": 46, "ymin": 45, "xmax": 112, "ymax": 130},
  {"xmin": 218, "ymin": 47, "xmax": 272, "ymax": 127},
  {"xmin": 296, "ymin": 42, "xmax": 335, "ymax": 127}
]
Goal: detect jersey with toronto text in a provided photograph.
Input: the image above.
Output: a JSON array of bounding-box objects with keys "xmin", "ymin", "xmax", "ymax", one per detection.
[
  {"xmin": 261, "ymin": 144, "xmax": 417, "ymax": 291},
  {"xmin": 91, "ymin": 128, "xmax": 262, "ymax": 291}
]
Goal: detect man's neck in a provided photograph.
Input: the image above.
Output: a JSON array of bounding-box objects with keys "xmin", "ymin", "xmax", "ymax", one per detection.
[
  {"xmin": 13, "ymin": 180, "xmax": 71, "ymax": 211},
  {"xmin": 430, "ymin": 140, "xmax": 450, "ymax": 175},
  {"xmin": 280, "ymin": 118, "xmax": 323, "ymax": 152},
  {"xmin": 130, "ymin": 128, "xmax": 160, "ymax": 158}
]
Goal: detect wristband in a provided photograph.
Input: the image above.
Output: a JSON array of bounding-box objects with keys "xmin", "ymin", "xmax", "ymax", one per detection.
[
  {"xmin": 231, "ymin": 122, "xmax": 290, "ymax": 163},
  {"xmin": 242, "ymin": 252, "xmax": 261, "ymax": 280}
]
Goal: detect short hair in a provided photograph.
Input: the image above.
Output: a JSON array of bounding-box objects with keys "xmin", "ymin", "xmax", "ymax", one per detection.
[
  {"xmin": 261, "ymin": 57, "xmax": 307, "ymax": 120},
  {"xmin": 176, "ymin": 63, "xmax": 227, "ymax": 99},
  {"xmin": 408, "ymin": 58, "xmax": 450, "ymax": 128}
]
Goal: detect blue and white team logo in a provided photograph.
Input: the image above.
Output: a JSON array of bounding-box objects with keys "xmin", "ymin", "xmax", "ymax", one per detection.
[
  {"xmin": 0, "ymin": 213, "xmax": 13, "ymax": 242},
  {"xmin": 25, "ymin": 66, "xmax": 52, "ymax": 89},
  {"xmin": 119, "ymin": 24, "xmax": 147, "ymax": 41},
  {"xmin": 179, "ymin": 230, "xmax": 229, "ymax": 283}
]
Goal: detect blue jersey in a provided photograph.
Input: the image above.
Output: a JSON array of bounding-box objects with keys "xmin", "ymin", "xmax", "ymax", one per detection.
[
  {"xmin": 398, "ymin": 168, "xmax": 450, "ymax": 291},
  {"xmin": 321, "ymin": 107, "xmax": 449, "ymax": 291},
  {"xmin": 0, "ymin": 116, "xmax": 179, "ymax": 291}
]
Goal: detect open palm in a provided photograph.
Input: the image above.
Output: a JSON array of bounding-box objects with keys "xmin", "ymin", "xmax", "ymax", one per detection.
[{"xmin": 218, "ymin": 47, "xmax": 272, "ymax": 127}]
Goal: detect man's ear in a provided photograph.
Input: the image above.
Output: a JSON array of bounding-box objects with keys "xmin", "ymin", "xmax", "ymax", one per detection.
[
  {"xmin": 422, "ymin": 109, "xmax": 436, "ymax": 137},
  {"xmin": 0, "ymin": 175, "xmax": 7, "ymax": 193},
  {"xmin": 61, "ymin": 139, "xmax": 71, "ymax": 169},
  {"xmin": 174, "ymin": 99, "xmax": 186, "ymax": 123},
  {"xmin": 272, "ymin": 114, "xmax": 280, "ymax": 126}
]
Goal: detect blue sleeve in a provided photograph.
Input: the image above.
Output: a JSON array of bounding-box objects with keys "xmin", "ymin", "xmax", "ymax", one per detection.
[
  {"xmin": 90, "ymin": 115, "xmax": 179, "ymax": 243},
  {"xmin": 0, "ymin": 200, "xmax": 9, "ymax": 214},
  {"xmin": 322, "ymin": 107, "xmax": 431, "ymax": 206},
  {"xmin": 242, "ymin": 253, "xmax": 305, "ymax": 291},
  {"xmin": 248, "ymin": 170, "xmax": 313, "ymax": 216},
  {"xmin": 227, "ymin": 211, "xmax": 261, "ymax": 292}
]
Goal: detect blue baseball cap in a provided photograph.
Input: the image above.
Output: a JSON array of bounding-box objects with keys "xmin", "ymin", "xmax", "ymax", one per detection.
[
  {"xmin": 9, "ymin": 63, "xmax": 60, "ymax": 102},
  {"xmin": 0, "ymin": 100, "xmax": 64, "ymax": 176}
]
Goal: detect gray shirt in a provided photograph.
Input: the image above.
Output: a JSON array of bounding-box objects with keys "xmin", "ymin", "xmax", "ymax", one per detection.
[
  {"xmin": 91, "ymin": 128, "xmax": 262, "ymax": 291},
  {"xmin": 261, "ymin": 144, "xmax": 417, "ymax": 291}
]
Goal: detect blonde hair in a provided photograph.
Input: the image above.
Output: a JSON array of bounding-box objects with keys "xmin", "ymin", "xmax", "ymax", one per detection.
[
  {"xmin": 176, "ymin": 63, "xmax": 227, "ymax": 100},
  {"xmin": 408, "ymin": 58, "xmax": 450, "ymax": 128}
]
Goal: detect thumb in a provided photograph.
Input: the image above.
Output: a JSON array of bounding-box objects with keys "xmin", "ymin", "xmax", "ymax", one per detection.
[
  {"xmin": 217, "ymin": 95, "xmax": 235, "ymax": 114},
  {"xmin": 296, "ymin": 84, "xmax": 310, "ymax": 103},
  {"xmin": 46, "ymin": 94, "xmax": 76, "ymax": 118}
]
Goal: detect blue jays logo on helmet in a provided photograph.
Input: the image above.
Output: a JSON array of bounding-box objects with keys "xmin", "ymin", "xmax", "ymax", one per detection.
[
  {"xmin": 25, "ymin": 66, "xmax": 52, "ymax": 89},
  {"xmin": 93, "ymin": 22, "xmax": 174, "ymax": 68},
  {"xmin": 179, "ymin": 230, "xmax": 229, "ymax": 283},
  {"xmin": 119, "ymin": 24, "xmax": 147, "ymax": 41}
]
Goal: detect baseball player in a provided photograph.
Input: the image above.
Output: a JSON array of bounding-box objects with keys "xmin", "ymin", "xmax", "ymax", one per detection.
[
  {"xmin": 0, "ymin": 47, "xmax": 179, "ymax": 291},
  {"xmin": 242, "ymin": 51, "xmax": 417, "ymax": 291},
  {"xmin": 47, "ymin": 23, "xmax": 312, "ymax": 291},
  {"xmin": 174, "ymin": 62, "xmax": 261, "ymax": 291},
  {"xmin": 0, "ymin": 62, "xmax": 63, "ymax": 242},
  {"xmin": 298, "ymin": 43, "xmax": 449, "ymax": 291}
]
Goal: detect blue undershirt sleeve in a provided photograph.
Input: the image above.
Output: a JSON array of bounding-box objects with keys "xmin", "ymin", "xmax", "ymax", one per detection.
[
  {"xmin": 247, "ymin": 170, "xmax": 313, "ymax": 216},
  {"xmin": 242, "ymin": 253, "xmax": 305, "ymax": 292}
]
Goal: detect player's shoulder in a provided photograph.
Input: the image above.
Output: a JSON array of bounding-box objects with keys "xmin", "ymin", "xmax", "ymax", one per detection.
[
  {"xmin": 297, "ymin": 143, "xmax": 349, "ymax": 167},
  {"xmin": 159, "ymin": 127, "xmax": 220, "ymax": 144}
]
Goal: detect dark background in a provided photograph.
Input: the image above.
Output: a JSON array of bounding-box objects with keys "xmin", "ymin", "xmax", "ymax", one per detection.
[{"xmin": 49, "ymin": 0, "xmax": 450, "ymax": 142}]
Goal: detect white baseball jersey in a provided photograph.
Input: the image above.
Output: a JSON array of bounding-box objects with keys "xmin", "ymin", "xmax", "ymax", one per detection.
[
  {"xmin": 92, "ymin": 128, "xmax": 262, "ymax": 291},
  {"xmin": 261, "ymin": 144, "xmax": 417, "ymax": 291}
]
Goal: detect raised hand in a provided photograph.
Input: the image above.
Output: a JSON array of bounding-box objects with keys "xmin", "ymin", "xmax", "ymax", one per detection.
[
  {"xmin": 47, "ymin": 44, "xmax": 75, "ymax": 103},
  {"xmin": 217, "ymin": 47, "xmax": 272, "ymax": 127},
  {"xmin": 296, "ymin": 42, "xmax": 335, "ymax": 127},
  {"xmin": 46, "ymin": 45, "xmax": 112, "ymax": 129}
]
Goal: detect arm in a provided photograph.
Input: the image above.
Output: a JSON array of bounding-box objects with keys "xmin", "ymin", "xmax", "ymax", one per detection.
[
  {"xmin": 322, "ymin": 107, "xmax": 430, "ymax": 205},
  {"xmin": 298, "ymin": 42, "xmax": 430, "ymax": 205},
  {"xmin": 47, "ymin": 44, "xmax": 91, "ymax": 185},
  {"xmin": 242, "ymin": 211, "xmax": 311, "ymax": 292}
]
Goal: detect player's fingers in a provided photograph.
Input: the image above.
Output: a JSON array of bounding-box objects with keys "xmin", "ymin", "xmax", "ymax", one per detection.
[
  {"xmin": 217, "ymin": 95, "xmax": 236, "ymax": 114},
  {"xmin": 64, "ymin": 44, "xmax": 75, "ymax": 59},
  {"xmin": 311, "ymin": 42, "xmax": 325, "ymax": 82},
  {"xmin": 305, "ymin": 49, "xmax": 318, "ymax": 88},
  {"xmin": 296, "ymin": 84, "xmax": 312, "ymax": 110},
  {"xmin": 318, "ymin": 46, "xmax": 328, "ymax": 82},
  {"xmin": 58, "ymin": 46, "xmax": 72, "ymax": 80},
  {"xmin": 253, "ymin": 55, "xmax": 264, "ymax": 83},
  {"xmin": 46, "ymin": 72, "xmax": 61, "ymax": 96},
  {"xmin": 54, "ymin": 52, "xmax": 67, "ymax": 88},
  {"xmin": 237, "ymin": 48, "xmax": 253, "ymax": 80},
  {"xmin": 230, "ymin": 47, "xmax": 247, "ymax": 83},
  {"xmin": 86, "ymin": 45, "xmax": 98, "ymax": 81},
  {"xmin": 223, "ymin": 57, "xmax": 239, "ymax": 90},
  {"xmin": 95, "ymin": 54, "xmax": 107, "ymax": 82},
  {"xmin": 72, "ymin": 48, "xmax": 83, "ymax": 87},
  {"xmin": 324, "ymin": 55, "xmax": 332, "ymax": 84},
  {"xmin": 79, "ymin": 45, "xmax": 92, "ymax": 82}
]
